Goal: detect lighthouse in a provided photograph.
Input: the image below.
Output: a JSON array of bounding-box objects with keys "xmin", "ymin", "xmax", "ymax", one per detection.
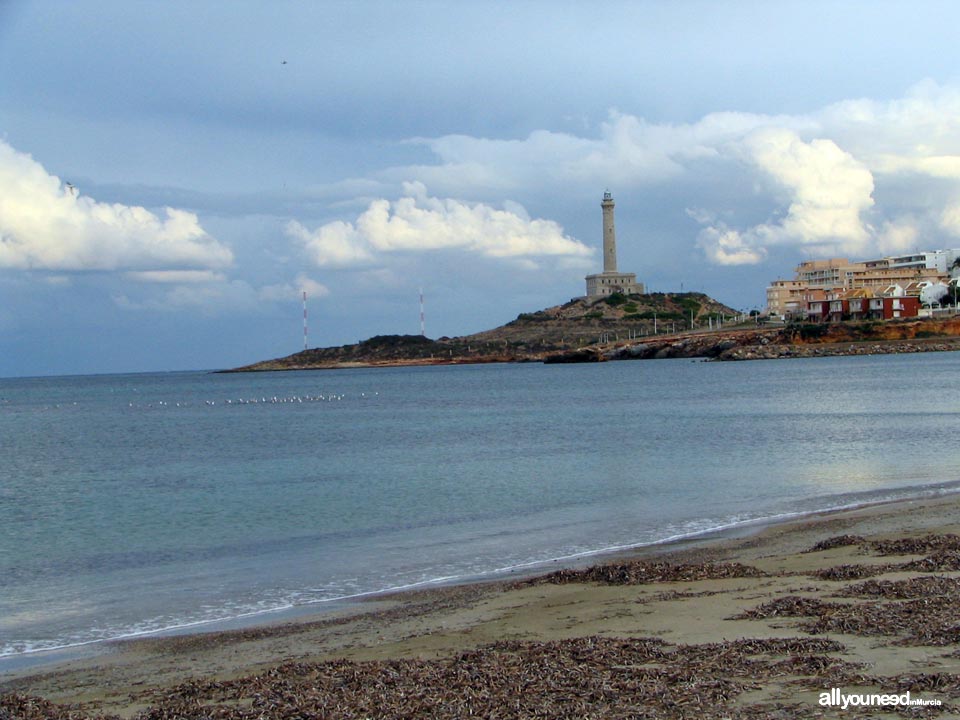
[
  {"xmin": 602, "ymin": 191, "xmax": 617, "ymax": 272},
  {"xmin": 585, "ymin": 191, "xmax": 643, "ymax": 297}
]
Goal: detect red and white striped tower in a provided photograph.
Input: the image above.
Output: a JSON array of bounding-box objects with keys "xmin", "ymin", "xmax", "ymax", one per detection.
[
  {"xmin": 302, "ymin": 290, "xmax": 308, "ymax": 351},
  {"xmin": 419, "ymin": 288, "xmax": 425, "ymax": 337}
]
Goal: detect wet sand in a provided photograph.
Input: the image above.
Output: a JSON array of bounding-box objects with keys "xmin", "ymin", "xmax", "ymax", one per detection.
[{"xmin": 4, "ymin": 495, "xmax": 960, "ymax": 718}]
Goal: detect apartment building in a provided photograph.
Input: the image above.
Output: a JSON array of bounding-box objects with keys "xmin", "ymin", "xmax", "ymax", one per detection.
[
  {"xmin": 765, "ymin": 279, "xmax": 808, "ymax": 318},
  {"xmin": 765, "ymin": 248, "xmax": 960, "ymax": 318},
  {"xmin": 794, "ymin": 259, "xmax": 861, "ymax": 288}
]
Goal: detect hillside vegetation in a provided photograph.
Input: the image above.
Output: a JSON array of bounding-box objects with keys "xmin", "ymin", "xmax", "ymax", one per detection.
[{"xmin": 226, "ymin": 292, "xmax": 740, "ymax": 371}]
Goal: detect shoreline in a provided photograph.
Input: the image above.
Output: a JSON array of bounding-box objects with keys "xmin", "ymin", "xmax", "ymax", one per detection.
[
  {"xmin": 228, "ymin": 329, "xmax": 960, "ymax": 372},
  {"xmin": 5, "ymin": 482, "xmax": 955, "ymax": 674},
  {"xmin": 6, "ymin": 492, "xmax": 960, "ymax": 717}
]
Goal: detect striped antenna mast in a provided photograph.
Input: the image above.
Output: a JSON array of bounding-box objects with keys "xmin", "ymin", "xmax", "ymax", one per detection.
[
  {"xmin": 419, "ymin": 287, "xmax": 425, "ymax": 337},
  {"xmin": 302, "ymin": 290, "xmax": 308, "ymax": 351}
]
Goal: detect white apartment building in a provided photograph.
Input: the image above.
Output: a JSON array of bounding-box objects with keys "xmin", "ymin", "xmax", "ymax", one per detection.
[{"xmin": 765, "ymin": 249, "xmax": 960, "ymax": 317}]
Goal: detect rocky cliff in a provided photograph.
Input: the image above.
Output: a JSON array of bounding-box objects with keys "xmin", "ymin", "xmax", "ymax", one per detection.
[{"xmin": 545, "ymin": 317, "xmax": 960, "ymax": 363}]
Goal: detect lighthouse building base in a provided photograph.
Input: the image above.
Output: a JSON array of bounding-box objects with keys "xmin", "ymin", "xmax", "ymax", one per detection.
[{"xmin": 585, "ymin": 271, "xmax": 644, "ymax": 298}]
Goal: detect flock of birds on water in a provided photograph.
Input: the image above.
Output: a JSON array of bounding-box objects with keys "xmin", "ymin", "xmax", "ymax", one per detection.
[
  {"xmin": 126, "ymin": 391, "xmax": 380, "ymax": 409},
  {"xmin": 10, "ymin": 392, "xmax": 381, "ymax": 411},
  {"xmin": 7, "ymin": 390, "xmax": 380, "ymax": 410}
]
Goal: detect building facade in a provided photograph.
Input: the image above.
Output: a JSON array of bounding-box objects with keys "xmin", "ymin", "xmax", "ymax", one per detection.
[
  {"xmin": 765, "ymin": 279, "xmax": 808, "ymax": 317},
  {"xmin": 766, "ymin": 249, "xmax": 960, "ymax": 318}
]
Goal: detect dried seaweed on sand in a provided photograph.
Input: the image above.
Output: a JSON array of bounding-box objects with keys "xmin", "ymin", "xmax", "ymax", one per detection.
[
  {"xmin": 835, "ymin": 575, "xmax": 960, "ymax": 600},
  {"xmin": 812, "ymin": 563, "xmax": 895, "ymax": 581},
  {"xmin": 1, "ymin": 636, "xmax": 876, "ymax": 720},
  {"xmin": 868, "ymin": 533, "xmax": 960, "ymax": 556},
  {"xmin": 802, "ymin": 535, "xmax": 866, "ymax": 553},
  {"xmin": 530, "ymin": 560, "xmax": 767, "ymax": 586}
]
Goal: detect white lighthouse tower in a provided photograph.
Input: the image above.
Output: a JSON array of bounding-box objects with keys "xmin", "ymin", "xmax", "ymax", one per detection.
[
  {"xmin": 585, "ymin": 191, "xmax": 643, "ymax": 297},
  {"xmin": 602, "ymin": 190, "xmax": 617, "ymax": 272}
]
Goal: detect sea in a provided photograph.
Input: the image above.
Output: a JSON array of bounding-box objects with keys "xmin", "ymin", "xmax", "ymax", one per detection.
[{"xmin": 3, "ymin": 352, "xmax": 960, "ymax": 671}]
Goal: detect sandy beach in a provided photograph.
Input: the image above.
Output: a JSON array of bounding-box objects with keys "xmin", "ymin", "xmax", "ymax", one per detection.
[{"xmin": 4, "ymin": 495, "xmax": 960, "ymax": 718}]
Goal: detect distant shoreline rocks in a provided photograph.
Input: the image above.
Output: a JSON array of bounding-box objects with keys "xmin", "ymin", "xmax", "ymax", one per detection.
[
  {"xmin": 545, "ymin": 323, "xmax": 960, "ymax": 364},
  {"xmin": 225, "ymin": 295, "xmax": 960, "ymax": 372}
]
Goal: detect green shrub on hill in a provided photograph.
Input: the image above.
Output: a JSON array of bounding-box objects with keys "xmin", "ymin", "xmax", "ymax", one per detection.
[
  {"xmin": 360, "ymin": 334, "xmax": 434, "ymax": 348},
  {"xmin": 514, "ymin": 311, "xmax": 551, "ymax": 324},
  {"xmin": 631, "ymin": 311, "xmax": 683, "ymax": 321},
  {"xmin": 677, "ymin": 296, "xmax": 702, "ymax": 316},
  {"xmin": 604, "ymin": 292, "xmax": 628, "ymax": 306}
]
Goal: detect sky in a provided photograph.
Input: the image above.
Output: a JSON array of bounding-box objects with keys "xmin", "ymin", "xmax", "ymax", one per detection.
[{"xmin": 3, "ymin": 0, "xmax": 960, "ymax": 376}]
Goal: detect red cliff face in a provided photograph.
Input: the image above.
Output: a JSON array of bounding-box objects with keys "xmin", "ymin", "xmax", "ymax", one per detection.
[{"xmin": 786, "ymin": 317, "xmax": 960, "ymax": 345}]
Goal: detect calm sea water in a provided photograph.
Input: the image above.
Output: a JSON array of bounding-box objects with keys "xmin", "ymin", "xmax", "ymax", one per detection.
[{"xmin": 3, "ymin": 354, "xmax": 960, "ymax": 664}]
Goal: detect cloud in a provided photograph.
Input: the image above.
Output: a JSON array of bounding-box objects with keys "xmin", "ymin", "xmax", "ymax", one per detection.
[
  {"xmin": 114, "ymin": 269, "xmax": 331, "ymax": 315},
  {"xmin": 700, "ymin": 84, "xmax": 960, "ymax": 263},
  {"xmin": 817, "ymin": 81, "xmax": 960, "ymax": 166},
  {"xmin": 872, "ymin": 155, "xmax": 960, "ymax": 179},
  {"xmin": 285, "ymin": 218, "xmax": 375, "ymax": 268},
  {"xmin": 289, "ymin": 182, "xmax": 591, "ymax": 267},
  {"xmin": 695, "ymin": 129, "xmax": 878, "ymax": 264},
  {"xmin": 0, "ymin": 140, "xmax": 232, "ymax": 272},
  {"xmin": 941, "ymin": 202, "xmax": 960, "ymax": 237},
  {"xmin": 258, "ymin": 274, "xmax": 330, "ymax": 302},
  {"xmin": 695, "ymin": 225, "xmax": 767, "ymax": 266},
  {"xmin": 876, "ymin": 218, "xmax": 920, "ymax": 254},
  {"xmin": 394, "ymin": 110, "xmax": 798, "ymax": 195},
  {"xmin": 694, "ymin": 130, "xmax": 877, "ymax": 264},
  {"xmin": 114, "ymin": 285, "xmax": 231, "ymax": 313},
  {"xmin": 745, "ymin": 130, "xmax": 874, "ymax": 244},
  {"xmin": 381, "ymin": 82, "xmax": 960, "ymax": 267},
  {"xmin": 113, "ymin": 277, "xmax": 271, "ymax": 316}
]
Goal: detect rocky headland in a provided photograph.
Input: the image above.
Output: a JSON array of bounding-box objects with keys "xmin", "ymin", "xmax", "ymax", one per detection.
[
  {"xmin": 224, "ymin": 292, "xmax": 738, "ymax": 371},
  {"xmin": 225, "ymin": 293, "xmax": 960, "ymax": 372}
]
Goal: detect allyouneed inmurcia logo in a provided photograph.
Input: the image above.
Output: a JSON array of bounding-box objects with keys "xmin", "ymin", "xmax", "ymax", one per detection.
[{"xmin": 819, "ymin": 689, "xmax": 941, "ymax": 710}]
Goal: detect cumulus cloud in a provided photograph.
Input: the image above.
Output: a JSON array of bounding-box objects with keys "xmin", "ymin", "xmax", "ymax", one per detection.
[
  {"xmin": 744, "ymin": 130, "xmax": 874, "ymax": 245},
  {"xmin": 695, "ymin": 225, "xmax": 767, "ymax": 266},
  {"xmin": 695, "ymin": 129, "xmax": 877, "ymax": 264},
  {"xmin": 284, "ymin": 82, "xmax": 960, "ymax": 274},
  {"xmin": 394, "ymin": 110, "xmax": 798, "ymax": 195},
  {"xmin": 286, "ymin": 218, "xmax": 375, "ymax": 268},
  {"xmin": 289, "ymin": 182, "xmax": 591, "ymax": 268},
  {"xmin": 0, "ymin": 140, "xmax": 232, "ymax": 272},
  {"xmin": 386, "ymin": 82, "xmax": 960, "ymax": 267}
]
